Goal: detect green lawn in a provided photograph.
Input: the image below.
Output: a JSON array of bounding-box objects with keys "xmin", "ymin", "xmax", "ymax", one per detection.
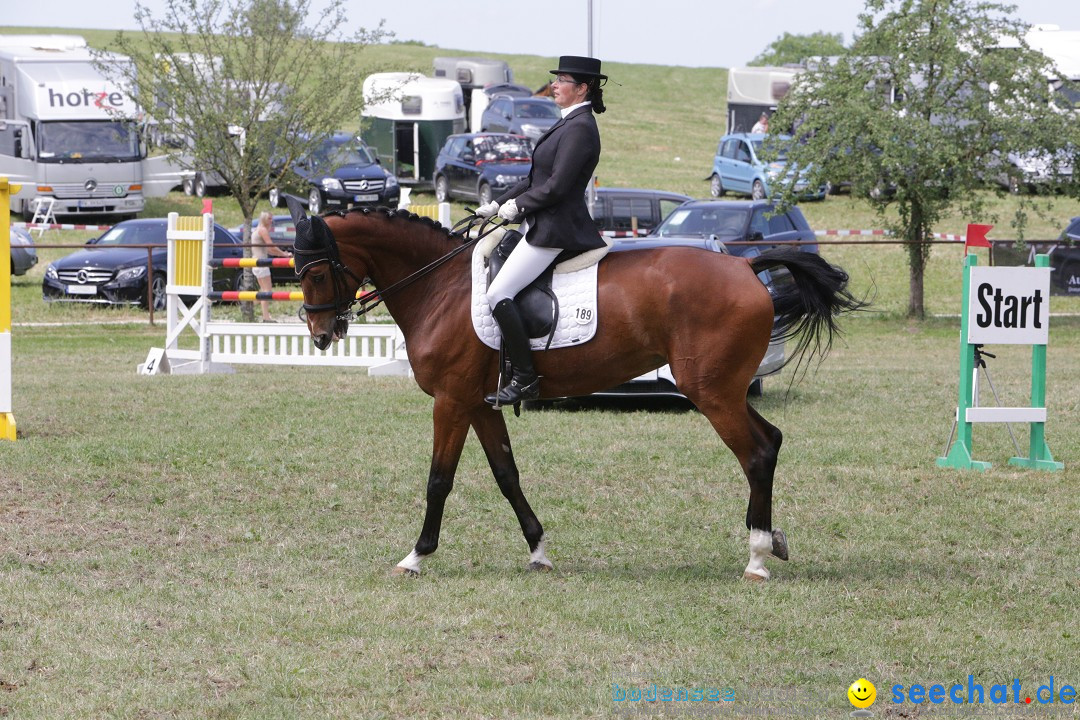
[{"xmin": 1, "ymin": 314, "xmax": 1078, "ymax": 718}]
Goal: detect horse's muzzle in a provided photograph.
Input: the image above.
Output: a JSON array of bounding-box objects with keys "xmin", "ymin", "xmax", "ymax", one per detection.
[{"xmin": 312, "ymin": 317, "xmax": 349, "ymax": 350}]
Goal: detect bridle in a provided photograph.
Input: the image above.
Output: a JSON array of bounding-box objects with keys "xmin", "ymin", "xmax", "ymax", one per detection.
[
  {"xmin": 291, "ymin": 212, "xmax": 367, "ymax": 322},
  {"xmin": 292, "ymin": 210, "xmax": 508, "ymax": 324}
]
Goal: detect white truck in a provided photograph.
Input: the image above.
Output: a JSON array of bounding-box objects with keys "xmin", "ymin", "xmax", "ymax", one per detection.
[{"xmin": 0, "ymin": 34, "xmax": 179, "ymax": 220}]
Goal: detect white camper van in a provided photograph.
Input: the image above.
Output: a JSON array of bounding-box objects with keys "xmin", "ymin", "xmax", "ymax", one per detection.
[
  {"xmin": 360, "ymin": 73, "xmax": 465, "ymax": 185},
  {"xmin": 0, "ymin": 35, "xmax": 178, "ymax": 220},
  {"xmin": 725, "ymin": 66, "xmax": 801, "ymax": 134}
]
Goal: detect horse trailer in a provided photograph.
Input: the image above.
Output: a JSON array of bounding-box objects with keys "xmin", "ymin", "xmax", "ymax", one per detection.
[{"xmin": 361, "ymin": 73, "xmax": 465, "ymax": 186}]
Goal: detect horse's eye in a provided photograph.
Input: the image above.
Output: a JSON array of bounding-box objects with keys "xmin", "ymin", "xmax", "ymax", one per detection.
[{"xmin": 310, "ymin": 272, "xmax": 327, "ymax": 285}]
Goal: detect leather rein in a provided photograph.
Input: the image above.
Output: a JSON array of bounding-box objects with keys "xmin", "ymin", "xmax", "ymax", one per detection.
[{"xmin": 293, "ymin": 212, "xmax": 508, "ymax": 323}]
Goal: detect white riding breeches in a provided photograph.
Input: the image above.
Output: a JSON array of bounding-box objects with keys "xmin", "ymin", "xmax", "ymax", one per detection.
[{"xmin": 485, "ymin": 230, "xmax": 562, "ymax": 307}]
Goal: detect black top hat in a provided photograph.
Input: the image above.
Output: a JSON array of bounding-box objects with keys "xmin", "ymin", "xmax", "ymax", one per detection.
[{"xmin": 550, "ymin": 55, "xmax": 607, "ymax": 81}]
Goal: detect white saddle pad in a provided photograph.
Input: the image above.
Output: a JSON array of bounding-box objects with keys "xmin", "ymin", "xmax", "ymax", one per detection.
[{"xmin": 471, "ymin": 229, "xmax": 611, "ymax": 351}]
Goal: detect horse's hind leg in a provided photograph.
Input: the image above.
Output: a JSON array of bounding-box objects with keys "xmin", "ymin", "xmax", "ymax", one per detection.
[
  {"xmin": 394, "ymin": 398, "xmax": 471, "ymax": 576},
  {"xmin": 688, "ymin": 388, "xmax": 784, "ymax": 581},
  {"xmin": 471, "ymin": 408, "xmax": 551, "ymax": 571}
]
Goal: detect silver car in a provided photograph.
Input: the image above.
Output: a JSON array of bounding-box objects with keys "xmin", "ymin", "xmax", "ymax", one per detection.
[{"xmin": 9, "ymin": 226, "xmax": 38, "ymax": 276}]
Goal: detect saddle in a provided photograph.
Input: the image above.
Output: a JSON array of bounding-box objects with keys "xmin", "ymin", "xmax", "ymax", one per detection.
[{"xmin": 486, "ymin": 230, "xmax": 559, "ymax": 347}]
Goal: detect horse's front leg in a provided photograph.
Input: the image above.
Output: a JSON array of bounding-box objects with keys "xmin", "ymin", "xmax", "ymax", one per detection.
[
  {"xmin": 471, "ymin": 407, "xmax": 551, "ymax": 571},
  {"xmin": 393, "ymin": 397, "xmax": 471, "ymax": 576}
]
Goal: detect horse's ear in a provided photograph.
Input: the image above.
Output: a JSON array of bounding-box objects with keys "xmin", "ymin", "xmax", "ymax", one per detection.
[{"xmin": 285, "ymin": 195, "xmax": 308, "ymax": 226}]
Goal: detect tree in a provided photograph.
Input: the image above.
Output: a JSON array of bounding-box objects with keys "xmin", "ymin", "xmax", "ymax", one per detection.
[
  {"xmin": 748, "ymin": 31, "xmax": 846, "ymax": 67},
  {"xmin": 769, "ymin": 0, "xmax": 1079, "ymax": 318},
  {"xmin": 104, "ymin": 0, "xmax": 385, "ymax": 317}
]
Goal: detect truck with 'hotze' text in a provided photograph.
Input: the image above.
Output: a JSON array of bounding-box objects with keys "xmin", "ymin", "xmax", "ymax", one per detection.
[{"xmin": 0, "ymin": 34, "xmax": 179, "ymax": 220}]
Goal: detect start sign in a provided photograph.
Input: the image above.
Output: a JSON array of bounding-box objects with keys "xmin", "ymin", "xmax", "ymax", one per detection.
[{"xmin": 967, "ymin": 266, "xmax": 1050, "ymax": 345}]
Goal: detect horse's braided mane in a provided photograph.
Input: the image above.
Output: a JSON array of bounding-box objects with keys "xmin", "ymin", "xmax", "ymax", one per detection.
[{"xmin": 339, "ymin": 205, "xmax": 454, "ymax": 240}]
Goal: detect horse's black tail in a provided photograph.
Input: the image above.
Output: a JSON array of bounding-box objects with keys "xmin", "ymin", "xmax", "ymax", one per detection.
[{"xmin": 749, "ymin": 247, "xmax": 867, "ymax": 373}]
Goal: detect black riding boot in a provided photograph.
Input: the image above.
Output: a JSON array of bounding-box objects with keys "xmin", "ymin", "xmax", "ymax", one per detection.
[{"xmin": 485, "ymin": 299, "xmax": 540, "ymax": 406}]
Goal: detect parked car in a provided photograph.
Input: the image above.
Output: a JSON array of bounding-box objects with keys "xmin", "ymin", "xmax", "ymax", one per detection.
[
  {"xmin": 480, "ymin": 95, "xmax": 560, "ymax": 140},
  {"xmin": 9, "ymin": 226, "xmax": 38, "ymax": 276},
  {"xmin": 1049, "ymin": 216, "xmax": 1080, "ymax": 293},
  {"xmin": 479, "ymin": 83, "xmax": 534, "ymax": 99},
  {"xmin": 589, "ymin": 187, "xmax": 692, "ymax": 237},
  {"xmin": 708, "ymin": 133, "xmax": 827, "ymax": 201},
  {"xmin": 643, "ymin": 199, "xmax": 819, "ymax": 256},
  {"xmin": 432, "ymin": 133, "xmax": 533, "ymax": 205},
  {"xmin": 991, "ymin": 149, "xmax": 1074, "ymax": 194},
  {"xmin": 229, "ymin": 215, "xmax": 297, "ymax": 284},
  {"xmin": 42, "ymin": 218, "xmax": 243, "ymax": 310},
  {"xmin": 269, "ymin": 132, "xmax": 400, "ymax": 214}
]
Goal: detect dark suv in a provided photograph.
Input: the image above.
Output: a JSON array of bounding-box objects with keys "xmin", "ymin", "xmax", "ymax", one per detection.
[
  {"xmin": 589, "ymin": 188, "xmax": 692, "ymax": 238},
  {"xmin": 433, "ymin": 133, "xmax": 533, "ymax": 205},
  {"xmin": 269, "ymin": 133, "xmax": 400, "ymax": 213}
]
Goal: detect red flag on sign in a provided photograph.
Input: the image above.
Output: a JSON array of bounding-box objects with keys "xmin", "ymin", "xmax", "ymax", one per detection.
[
  {"xmin": 201, "ymin": 198, "xmax": 213, "ymax": 215},
  {"xmin": 965, "ymin": 223, "xmax": 992, "ymax": 251}
]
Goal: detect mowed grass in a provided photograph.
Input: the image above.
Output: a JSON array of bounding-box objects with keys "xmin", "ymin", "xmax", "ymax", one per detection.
[{"xmin": 2, "ymin": 309, "xmax": 1079, "ymax": 718}]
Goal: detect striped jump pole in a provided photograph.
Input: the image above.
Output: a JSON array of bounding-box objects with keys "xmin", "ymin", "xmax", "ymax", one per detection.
[
  {"xmin": 209, "ymin": 258, "xmax": 296, "ymax": 269},
  {"xmin": 210, "ymin": 291, "xmax": 305, "ymax": 302}
]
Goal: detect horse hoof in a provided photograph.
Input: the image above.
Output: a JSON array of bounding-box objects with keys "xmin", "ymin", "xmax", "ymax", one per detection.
[
  {"xmin": 528, "ymin": 561, "xmax": 553, "ymax": 573},
  {"xmin": 391, "ymin": 566, "xmax": 419, "ymax": 578},
  {"xmin": 743, "ymin": 570, "xmax": 769, "ymax": 583},
  {"xmin": 770, "ymin": 528, "xmax": 789, "ymax": 561}
]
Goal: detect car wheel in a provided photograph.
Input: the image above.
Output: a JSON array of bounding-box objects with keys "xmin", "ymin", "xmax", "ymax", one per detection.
[
  {"xmin": 709, "ymin": 174, "xmax": 724, "ymax": 198},
  {"xmin": 434, "ymin": 175, "xmax": 449, "ymax": 203},
  {"xmin": 182, "ymin": 177, "xmax": 195, "ymax": 196},
  {"xmin": 268, "ymin": 187, "xmax": 282, "ymax": 208},
  {"xmin": 143, "ymin": 272, "xmax": 167, "ymax": 311},
  {"xmin": 194, "ymin": 174, "xmax": 207, "ymax": 198},
  {"xmin": 751, "ymin": 179, "xmax": 767, "ymax": 200},
  {"xmin": 308, "ymin": 187, "xmax": 322, "ymax": 215},
  {"xmin": 478, "ymin": 182, "xmax": 493, "ymax": 207},
  {"xmin": 1008, "ymin": 176, "xmax": 1022, "ymax": 195}
]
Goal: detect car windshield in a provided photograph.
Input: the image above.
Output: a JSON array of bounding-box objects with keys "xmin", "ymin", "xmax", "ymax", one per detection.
[
  {"xmin": 38, "ymin": 120, "xmax": 141, "ymax": 163},
  {"xmin": 94, "ymin": 224, "xmax": 165, "ymax": 246},
  {"xmin": 474, "ymin": 136, "xmax": 532, "ymax": 162},
  {"xmin": 655, "ymin": 206, "xmax": 749, "ymax": 237},
  {"xmin": 513, "ymin": 101, "xmax": 559, "ymax": 120},
  {"xmin": 314, "ymin": 138, "xmax": 375, "ymax": 168},
  {"xmin": 750, "ymin": 138, "xmax": 789, "ymax": 163}
]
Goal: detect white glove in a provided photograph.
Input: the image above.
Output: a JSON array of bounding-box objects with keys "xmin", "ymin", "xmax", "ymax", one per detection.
[
  {"xmin": 475, "ymin": 200, "xmax": 499, "ymax": 218},
  {"xmin": 497, "ymin": 198, "xmax": 519, "ymax": 221}
]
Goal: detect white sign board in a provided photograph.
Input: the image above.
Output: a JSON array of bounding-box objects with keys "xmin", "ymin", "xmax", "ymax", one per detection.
[{"xmin": 967, "ymin": 266, "xmax": 1050, "ymax": 345}]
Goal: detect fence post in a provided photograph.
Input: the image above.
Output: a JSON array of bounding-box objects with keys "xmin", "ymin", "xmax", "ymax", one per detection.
[{"xmin": 0, "ymin": 177, "xmax": 20, "ymax": 441}]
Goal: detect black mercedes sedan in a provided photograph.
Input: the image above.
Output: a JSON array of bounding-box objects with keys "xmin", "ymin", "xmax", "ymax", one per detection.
[{"xmin": 42, "ymin": 218, "xmax": 243, "ymax": 310}]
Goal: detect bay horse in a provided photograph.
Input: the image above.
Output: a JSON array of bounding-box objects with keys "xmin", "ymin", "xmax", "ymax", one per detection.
[{"xmin": 288, "ymin": 201, "xmax": 862, "ymax": 581}]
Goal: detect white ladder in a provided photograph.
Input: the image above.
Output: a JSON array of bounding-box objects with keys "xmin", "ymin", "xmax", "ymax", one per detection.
[{"xmin": 29, "ymin": 197, "xmax": 56, "ymax": 237}]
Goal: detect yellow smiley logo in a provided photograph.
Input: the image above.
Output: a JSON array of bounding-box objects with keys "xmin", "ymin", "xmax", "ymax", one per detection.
[{"xmin": 848, "ymin": 678, "xmax": 876, "ymax": 709}]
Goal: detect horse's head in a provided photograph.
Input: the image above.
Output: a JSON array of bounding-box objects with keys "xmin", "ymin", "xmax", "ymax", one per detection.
[{"xmin": 288, "ymin": 197, "xmax": 366, "ymax": 350}]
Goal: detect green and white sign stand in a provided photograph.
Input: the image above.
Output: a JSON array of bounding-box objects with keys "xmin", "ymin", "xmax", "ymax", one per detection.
[{"xmin": 937, "ymin": 252, "xmax": 1063, "ymax": 471}]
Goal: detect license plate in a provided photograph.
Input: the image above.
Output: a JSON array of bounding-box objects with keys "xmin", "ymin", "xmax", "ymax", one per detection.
[
  {"xmin": 354, "ymin": 194, "xmax": 378, "ymax": 202},
  {"xmin": 67, "ymin": 284, "xmax": 98, "ymax": 295}
]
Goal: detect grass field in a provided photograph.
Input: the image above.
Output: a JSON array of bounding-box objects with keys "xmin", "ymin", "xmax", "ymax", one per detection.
[{"xmin": 3, "ymin": 27, "xmax": 1080, "ymax": 720}]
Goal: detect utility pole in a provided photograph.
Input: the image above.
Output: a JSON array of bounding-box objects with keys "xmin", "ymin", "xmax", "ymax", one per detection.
[{"xmin": 587, "ymin": 0, "xmax": 593, "ymax": 56}]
